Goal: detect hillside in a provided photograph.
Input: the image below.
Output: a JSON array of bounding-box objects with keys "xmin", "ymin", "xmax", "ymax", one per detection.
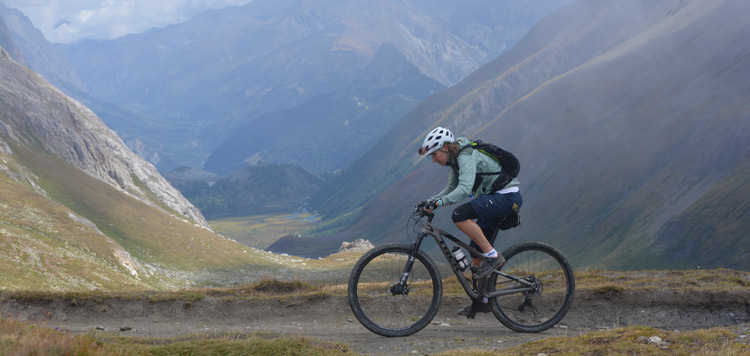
[
  {"xmin": 204, "ymin": 42, "xmax": 445, "ymax": 174},
  {"xmin": 297, "ymin": 0, "xmax": 750, "ymax": 270},
  {"xmin": 0, "ymin": 44, "xmax": 332, "ymax": 291},
  {"xmin": 55, "ymin": 0, "xmax": 570, "ymax": 170}
]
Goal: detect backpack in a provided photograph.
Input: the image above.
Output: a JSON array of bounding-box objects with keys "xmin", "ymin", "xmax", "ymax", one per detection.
[
  {"xmin": 463, "ymin": 141, "xmax": 520, "ymax": 177},
  {"xmin": 455, "ymin": 140, "xmax": 520, "ymax": 193},
  {"xmin": 458, "ymin": 140, "xmax": 522, "ymax": 230}
]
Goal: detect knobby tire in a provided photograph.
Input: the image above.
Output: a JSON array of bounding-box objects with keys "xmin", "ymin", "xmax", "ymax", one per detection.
[
  {"xmin": 348, "ymin": 244, "xmax": 442, "ymax": 337},
  {"xmin": 488, "ymin": 241, "xmax": 575, "ymax": 333}
]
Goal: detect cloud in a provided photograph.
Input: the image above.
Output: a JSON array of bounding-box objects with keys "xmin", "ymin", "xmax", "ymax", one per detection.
[{"xmin": 4, "ymin": 0, "xmax": 253, "ymax": 43}]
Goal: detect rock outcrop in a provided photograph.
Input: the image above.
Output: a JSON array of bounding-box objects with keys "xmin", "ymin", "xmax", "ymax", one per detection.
[{"xmin": 338, "ymin": 239, "xmax": 375, "ymax": 253}]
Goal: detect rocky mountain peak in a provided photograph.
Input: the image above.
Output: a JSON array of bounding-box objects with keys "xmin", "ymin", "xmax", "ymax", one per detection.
[
  {"xmin": 0, "ymin": 13, "xmax": 23, "ymax": 64},
  {"xmin": 0, "ymin": 3, "xmax": 87, "ymax": 93}
]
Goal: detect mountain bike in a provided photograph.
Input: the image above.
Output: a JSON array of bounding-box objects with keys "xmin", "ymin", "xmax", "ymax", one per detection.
[{"xmin": 347, "ymin": 207, "xmax": 575, "ymax": 337}]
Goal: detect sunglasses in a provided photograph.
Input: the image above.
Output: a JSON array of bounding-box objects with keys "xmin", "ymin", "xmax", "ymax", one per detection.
[{"xmin": 418, "ymin": 146, "xmax": 448, "ymax": 156}]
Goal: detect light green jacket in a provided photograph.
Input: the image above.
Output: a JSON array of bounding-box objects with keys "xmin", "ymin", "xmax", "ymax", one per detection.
[{"xmin": 429, "ymin": 137, "xmax": 520, "ymax": 206}]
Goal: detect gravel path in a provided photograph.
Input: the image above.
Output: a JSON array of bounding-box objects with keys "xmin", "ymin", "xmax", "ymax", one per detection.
[{"xmin": 2, "ymin": 289, "xmax": 748, "ymax": 355}]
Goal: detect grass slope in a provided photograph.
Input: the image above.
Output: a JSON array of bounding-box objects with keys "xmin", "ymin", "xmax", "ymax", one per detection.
[
  {"xmin": 10, "ymin": 141, "xmax": 252, "ymax": 272},
  {"xmin": 1, "ymin": 148, "xmax": 154, "ymax": 291},
  {"xmin": 1, "ymin": 139, "xmax": 359, "ymax": 291}
]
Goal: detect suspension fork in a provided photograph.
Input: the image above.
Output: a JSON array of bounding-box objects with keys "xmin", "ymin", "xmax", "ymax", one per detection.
[{"xmin": 391, "ymin": 229, "xmax": 428, "ymax": 295}]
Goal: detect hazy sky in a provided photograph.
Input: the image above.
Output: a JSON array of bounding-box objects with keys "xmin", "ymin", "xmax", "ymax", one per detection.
[{"xmin": 4, "ymin": 0, "xmax": 253, "ymax": 44}]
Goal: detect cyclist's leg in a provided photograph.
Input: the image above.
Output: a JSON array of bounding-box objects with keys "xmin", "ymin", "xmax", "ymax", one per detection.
[
  {"xmin": 466, "ymin": 193, "xmax": 523, "ymax": 259},
  {"xmin": 452, "ymin": 203, "xmax": 491, "ymax": 261},
  {"xmin": 455, "ymin": 193, "xmax": 523, "ymax": 316},
  {"xmin": 453, "ymin": 193, "xmax": 522, "ymax": 259},
  {"xmin": 471, "ymin": 227, "xmax": 499, "ymax": 261},
  {"xmin": 452, "ymin": 203, "xmax": 494, "ymax": 316}
]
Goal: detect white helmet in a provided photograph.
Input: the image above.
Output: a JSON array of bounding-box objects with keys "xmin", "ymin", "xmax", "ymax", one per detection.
[{"xmin": 418, "ymin": 127, "xmax": 455, "ymax": 156}]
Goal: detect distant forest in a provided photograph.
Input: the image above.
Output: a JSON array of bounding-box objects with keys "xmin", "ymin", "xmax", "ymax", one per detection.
[{"xmin": 168, "ymin": 163, "xmax": 325, "ymax": 219}]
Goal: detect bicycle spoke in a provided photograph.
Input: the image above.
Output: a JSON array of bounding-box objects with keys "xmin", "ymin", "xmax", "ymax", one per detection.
[
  {"xmin": 348, "ymin": 244, "xmax": 442, "ymax": 337},
  {"xmin": 488, "ymin": 242, "xmax": 575, "ymax": 333}
]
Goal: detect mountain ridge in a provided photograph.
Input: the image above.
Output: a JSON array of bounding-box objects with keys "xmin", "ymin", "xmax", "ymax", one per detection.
[
  {"xmin": 291, "ymin": 0, "xmax": 750, "ymax": 270},
  {"xmin": 204, "ymin": 42, "xmax": 445, "ymax": 174},
  {"xmin": 53, "ymin": 0, "xmax": 571, "ymax": 170},
  {"xmin": 0, "ymin": 3, "xmax": 86, "ymax": 94}
]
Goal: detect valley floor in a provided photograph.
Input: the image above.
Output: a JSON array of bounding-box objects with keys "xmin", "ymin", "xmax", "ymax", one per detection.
[{"xmin": 1, "ymin": 288, "xmax": 748, "ymax": 355}]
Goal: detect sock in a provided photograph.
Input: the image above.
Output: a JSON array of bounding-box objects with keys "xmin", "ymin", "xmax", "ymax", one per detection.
[{"xmin": 483, "ymin": 249, "xmax": 498, "ymax": 258}]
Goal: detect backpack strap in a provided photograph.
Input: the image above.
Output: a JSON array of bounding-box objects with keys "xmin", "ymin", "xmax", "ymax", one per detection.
[
  {"xmin": 455, "ymin": 141, "xmax": 502, "ymax": 193},
  {"xmin": 457, "ymin": 141, "xmax": 502, "ymax": 175}
]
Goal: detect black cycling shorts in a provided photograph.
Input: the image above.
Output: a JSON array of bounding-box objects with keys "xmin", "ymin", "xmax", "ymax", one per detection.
[
  {"xmin": 451, "ymin": 192, "xmax": 523, "ymax": 254},
  {"xmin": 451, "ymin": 202, "xmax": 498, "ymax": 252},
  {"xmin": 451, "ymin": 202, "xmax": 478, "ymax": 223}
]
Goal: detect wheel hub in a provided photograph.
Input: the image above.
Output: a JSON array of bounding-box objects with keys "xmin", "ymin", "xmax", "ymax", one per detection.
[
  {"xmin": 389, "ymin": 283, "xmax": 409, "ymax": 296},
  {"xmin": 524, "ymin": 275, "xmax": 543, "ymax": 297},
  {"xmin": 516, "ymin": 276, "xmax": 543, "ymax": 312}
]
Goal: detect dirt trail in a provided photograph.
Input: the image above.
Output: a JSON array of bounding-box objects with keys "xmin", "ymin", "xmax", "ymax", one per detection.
[{"xmin": 2, "ymin": 289, "xmax": 749, "ymax": 355}]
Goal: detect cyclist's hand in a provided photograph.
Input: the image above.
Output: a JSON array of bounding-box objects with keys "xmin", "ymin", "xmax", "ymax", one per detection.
[
  {"xmin": 423, "ymin": 200, "xmax": 439, "ymax": 212},
  {"xmin": 416, "ymin": 201, "xmax": 428, "ymax": 210}
]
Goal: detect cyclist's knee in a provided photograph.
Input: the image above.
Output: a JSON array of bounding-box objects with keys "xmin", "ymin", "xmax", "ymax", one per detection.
[{"xmin": 452, "ymin": 203, "xmax": 476, "ymax": 223}]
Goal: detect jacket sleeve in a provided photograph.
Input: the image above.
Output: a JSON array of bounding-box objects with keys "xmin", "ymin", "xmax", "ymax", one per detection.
[
  {"xmin": 430, "ymin": 151, "xmax": 476, "ymax": 206},
  {"xmin": 430, "ymin": 169, "xmax": 457, "ymax": 201}
]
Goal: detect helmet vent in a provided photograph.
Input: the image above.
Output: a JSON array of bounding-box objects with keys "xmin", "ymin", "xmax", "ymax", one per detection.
[{"xmin": 419, "ymin": 126, "xmax": 455, "ymax": 156}]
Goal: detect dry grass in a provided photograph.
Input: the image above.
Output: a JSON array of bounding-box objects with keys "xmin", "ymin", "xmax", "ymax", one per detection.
[
  {"xmin": 4, "ymin": 267, "xmax": 743, "ymax": 306},
  {"xmin": 435, "ymin": 326, "xmax": 750, "ymax": 356},
  {"xmin": 174, "ymin": 278, "xmax": 336, "ymax": 302},
  {"xmin": 0, "ymin": 317, "xmax": 116, "ymax": 356},
  {"xmin": 0, "ymin": 317, "xmax": 355, "ymax": 356},
  {"xmin": 0, "ymin": 278, "xmax": 336, "ymax": 307},
  {"xmin": 573, "ymin": 268, "xmax": 750, "ymax": 292},
  {"xmin": 438, "ymin": 268, "xmax": 750, "ymax": 297}
]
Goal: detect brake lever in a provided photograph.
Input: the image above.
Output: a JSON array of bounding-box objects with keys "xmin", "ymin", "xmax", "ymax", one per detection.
[
  {"xmin": 411, "ymin": 208, "xmax": 431, "ymax": 219},
  {"xmin": 412, "ymin": 204, "xmax": 434, "ymax": 219}
]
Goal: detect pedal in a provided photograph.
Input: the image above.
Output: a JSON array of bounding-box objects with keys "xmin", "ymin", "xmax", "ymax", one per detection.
[
  {"xmin": 465, "ymin": 309, "xmax": 477, "ymax": 319},
  {"xmin": 517, "ymin": 297, "xmax": 533, "ymax": 312}
]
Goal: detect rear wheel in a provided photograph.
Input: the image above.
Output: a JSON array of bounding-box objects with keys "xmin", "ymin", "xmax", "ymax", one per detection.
[
  {"xmin": 487, "ymin": 242, "xmax": 575, "ymax": 333},
  {"xmin": 348, "ymin": 244, "xmax": 442, "ymax": 337}
]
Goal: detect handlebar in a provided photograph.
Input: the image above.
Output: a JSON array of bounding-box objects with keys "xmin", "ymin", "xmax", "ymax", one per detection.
[{"xmin": 412, "ymin": 205, "xmax": 435, "ymax": 221}]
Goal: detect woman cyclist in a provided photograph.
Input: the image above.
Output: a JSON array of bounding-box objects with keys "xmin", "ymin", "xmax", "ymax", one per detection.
[{"xmin": 417, "ymin": 127, "xmax": 522, "ymax": 316}]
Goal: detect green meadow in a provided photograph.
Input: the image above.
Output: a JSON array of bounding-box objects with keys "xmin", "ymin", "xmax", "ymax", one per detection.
[{"xmin": 209, "ymin": 212, "xmax": 320, "ymax": 249}]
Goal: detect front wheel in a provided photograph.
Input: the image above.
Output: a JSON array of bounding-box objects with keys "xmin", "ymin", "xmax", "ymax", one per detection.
[
  {"xmin": 487, "ymin": 242, "xmax": 575, "ymax": 333},
  {"xmin": 348, "ymin": 243, "xmax": 442, "ymax": 337}
]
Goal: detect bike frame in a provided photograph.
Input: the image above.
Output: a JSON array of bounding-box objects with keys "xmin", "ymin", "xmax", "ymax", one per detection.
[{"xmin": 405, "ymin": 212, "xmax": 536, "ymax": 300}]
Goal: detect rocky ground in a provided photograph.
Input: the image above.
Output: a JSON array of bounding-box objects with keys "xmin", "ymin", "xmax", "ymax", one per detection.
[{"xmin": 1, "ymin": 289, "xmax": 748, "ymax": 355}]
